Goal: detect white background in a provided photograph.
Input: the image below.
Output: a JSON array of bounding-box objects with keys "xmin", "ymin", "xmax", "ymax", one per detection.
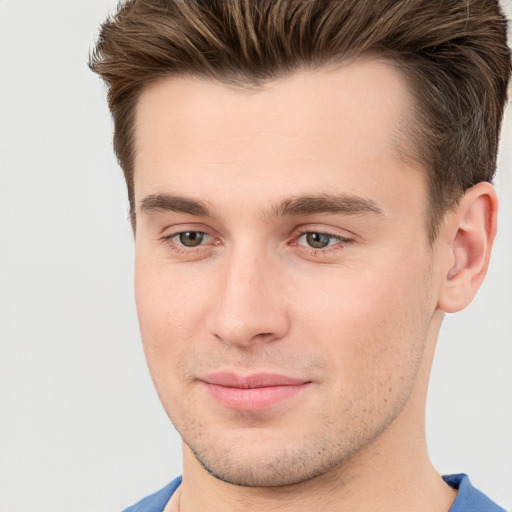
[{"xmin": 0, "ymin": 1, "xmax": 510, "ymax": 511}]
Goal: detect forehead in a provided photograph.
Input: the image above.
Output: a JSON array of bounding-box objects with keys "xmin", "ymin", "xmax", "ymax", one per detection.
[{"xmin": 133, "ymin": 59, "xmax": 423, "ymax": 217}]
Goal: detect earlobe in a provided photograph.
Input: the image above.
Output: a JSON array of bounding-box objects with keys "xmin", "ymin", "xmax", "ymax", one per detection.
[{"xmin": 437, "ymin": 182, "xmax": 498, "ymax": 313}]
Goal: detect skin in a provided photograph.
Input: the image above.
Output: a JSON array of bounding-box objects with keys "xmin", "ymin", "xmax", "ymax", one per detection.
[{"xmin": 132, "ymin": 59, "xmax": 497, "ymax": 512}]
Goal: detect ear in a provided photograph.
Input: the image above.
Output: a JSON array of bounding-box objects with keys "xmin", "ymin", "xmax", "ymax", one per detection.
[{"xmin": 437, "ymin": 182, "xmax": 498, "ymax": 313}]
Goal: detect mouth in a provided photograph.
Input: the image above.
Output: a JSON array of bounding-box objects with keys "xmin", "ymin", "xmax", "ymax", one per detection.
[{"xmin": 199, "ymin": 372, "xmax": 312, "ymax": 412}]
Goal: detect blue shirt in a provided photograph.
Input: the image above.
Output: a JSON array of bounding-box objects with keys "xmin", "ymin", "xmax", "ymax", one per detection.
[{"xmin": 122, "ymin": 474, "xmax": 507, "ymax": 512}]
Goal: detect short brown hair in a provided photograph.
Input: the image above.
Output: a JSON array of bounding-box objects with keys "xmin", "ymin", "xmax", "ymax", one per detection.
[{"xmin": 89, "ymin": 0, "xmax": 511, "ymax": 240}]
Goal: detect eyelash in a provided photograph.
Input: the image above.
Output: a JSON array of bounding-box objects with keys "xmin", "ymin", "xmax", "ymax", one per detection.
[{"xmin": 159, "ymin": 229, "xmax": 353, "ymax": 256}]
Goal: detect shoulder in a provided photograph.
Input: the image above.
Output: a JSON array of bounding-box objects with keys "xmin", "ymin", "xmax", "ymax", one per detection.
[
  {"xmin": 122, "ymin": 477, "xmax": 182, "ymax": 512},
  {"xmin": 120, "ymin": 474, "xmax": 507, "ymax": 512},
  {"xmin": 444, "ymin": 474, "xmax": 507, "ymax": 512}
]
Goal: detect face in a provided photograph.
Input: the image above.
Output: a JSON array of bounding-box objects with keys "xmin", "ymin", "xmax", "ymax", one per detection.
[{"xmin": 133, "ymin": 60, "xmax": 443, "ymax": 487}]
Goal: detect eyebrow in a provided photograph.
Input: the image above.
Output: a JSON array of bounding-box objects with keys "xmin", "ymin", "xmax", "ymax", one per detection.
[
  {"xmin": 139, "ymin": 194, "xmax": 211, "ymax": 217},
  {"xmin": 272, "ymin": 194, "xmax": 383, "ymax": 217},
  {"xmin": 138, "ymin": 192, "xmax": 383, "ymax": 219}
]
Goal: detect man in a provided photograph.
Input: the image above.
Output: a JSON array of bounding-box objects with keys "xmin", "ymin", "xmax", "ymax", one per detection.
[{"xmin": 89, "ymin": 1, "xmax": 511, "ymax": 511}]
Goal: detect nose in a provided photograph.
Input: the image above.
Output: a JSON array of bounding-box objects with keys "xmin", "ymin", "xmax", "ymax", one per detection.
[{"xmin": 205, "ymin": 247, "xmax": 290, "ymax": 348}]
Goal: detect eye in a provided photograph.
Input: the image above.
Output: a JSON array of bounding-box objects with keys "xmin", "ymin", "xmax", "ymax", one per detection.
[
  {"xmin": 300, "ymin": 232, "xmax": 332, "ymax": 249},
  {"xmin": 161, "ymin": 230, "xmax": 215, "ymax": 250},
  {"xmin": 297, "ymin": 231, "xmax": 348, "ymax": 249},
  {"xmin": 176, "ymin": 231, "xmax": 207, "ymax": 247}
]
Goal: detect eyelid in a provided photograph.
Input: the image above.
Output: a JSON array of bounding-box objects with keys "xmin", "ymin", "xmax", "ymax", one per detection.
[
  {"xmin": 296, "ymin": 230, "xmax": 351, "ymax": 243},
  {"xmin": 293, "ymin": 224, "xmax": 355, "ymax": 241},
  {"xmin": 160, "ymin": 220, "xmax": 216, "ymax": 237}
]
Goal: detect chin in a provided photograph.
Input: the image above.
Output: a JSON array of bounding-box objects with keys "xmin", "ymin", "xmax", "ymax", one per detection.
[
  {"xmin": 180, "ymin": 423, "xmax": 364, "ymax": 488},
  {"xmin": 191, "ymin": 443, "xmax": 339, "ymax": 487}
]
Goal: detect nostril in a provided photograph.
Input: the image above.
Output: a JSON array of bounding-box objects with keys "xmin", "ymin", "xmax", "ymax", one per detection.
[
  {"xmin": 214, "ymin": 331, "xmax": 275, "ymax": 343},
  {"xmin": 255, "ymin": 333, "xmax": 274, "ymax": 340}
]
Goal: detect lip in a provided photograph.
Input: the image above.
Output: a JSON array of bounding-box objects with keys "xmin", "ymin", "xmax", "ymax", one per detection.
[{"xmin": 200, "ymin": 372, "xmax": 311, "ymax": 411}]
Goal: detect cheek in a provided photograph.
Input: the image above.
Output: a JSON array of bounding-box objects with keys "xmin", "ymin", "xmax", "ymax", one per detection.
[
  {"xmin": 136, "ymin": 252, "xmax": 212, "ymax": 326},
  {"xmin": 134, "ymin": 257, "xmax": 212, "ymax": 380},
  {"xmin": 292, "ymin": 255, "xmax": 434, "ymax": 389}
]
